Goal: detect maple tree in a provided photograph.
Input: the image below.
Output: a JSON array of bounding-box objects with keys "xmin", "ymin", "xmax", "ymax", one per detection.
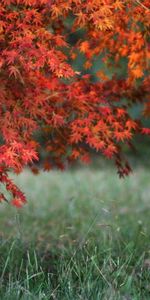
[{"xmin": 0, "ymin": 0, "xmax": 150, "ymax": 207}]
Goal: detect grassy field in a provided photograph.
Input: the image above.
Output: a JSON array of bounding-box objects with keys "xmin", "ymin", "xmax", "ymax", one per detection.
[{"xmin": 0, "ymin": 163, "xmax": 150, "ymax": 299}]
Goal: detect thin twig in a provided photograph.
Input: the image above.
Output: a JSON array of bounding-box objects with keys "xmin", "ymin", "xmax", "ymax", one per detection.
[{"xmin": 134, "ymin": 0, "xmax": 150, "ymax": 11}]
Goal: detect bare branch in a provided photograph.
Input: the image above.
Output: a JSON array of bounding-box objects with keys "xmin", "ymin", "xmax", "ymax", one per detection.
[{"xmin": 134, "ymin": 0, "xmax": 150, "ymax": 11}]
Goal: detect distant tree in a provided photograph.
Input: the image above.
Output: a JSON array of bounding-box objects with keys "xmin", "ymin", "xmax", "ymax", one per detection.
[{"xmin": 0, "ymin": 0, "xmax": 150, "ymax": 206}]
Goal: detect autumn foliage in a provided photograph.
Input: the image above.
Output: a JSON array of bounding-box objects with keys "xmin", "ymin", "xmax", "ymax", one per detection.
[{"xmin": 0, "ymin": 0, "xmax": 150, "ymax": 206}]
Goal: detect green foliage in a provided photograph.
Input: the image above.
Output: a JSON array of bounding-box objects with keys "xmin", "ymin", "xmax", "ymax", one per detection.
[{"xmin": 0, "ymin": 165, "xmax": 150, "ymax": 299}]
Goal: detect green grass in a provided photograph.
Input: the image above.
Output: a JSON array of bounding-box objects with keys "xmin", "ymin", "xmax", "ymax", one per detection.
[{"xmin": 0, "ymin": 164, "xmax": 150, "ymax": 299}]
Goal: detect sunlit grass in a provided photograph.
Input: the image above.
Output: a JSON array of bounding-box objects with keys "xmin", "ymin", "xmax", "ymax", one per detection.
[{"xmin": 0, "ymin": 164, "xmax": 150, "ymax": 299}]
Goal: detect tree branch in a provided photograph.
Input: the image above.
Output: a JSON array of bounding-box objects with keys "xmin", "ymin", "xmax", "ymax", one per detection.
[{"xmin": 134, "ymin": 0, "xmax": 150, "ymax": 11}]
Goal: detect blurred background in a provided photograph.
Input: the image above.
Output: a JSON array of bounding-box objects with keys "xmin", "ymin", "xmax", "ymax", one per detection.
[{"xmin": 0, "ymin": 21, "xmax": 150, "ymax": 300}]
